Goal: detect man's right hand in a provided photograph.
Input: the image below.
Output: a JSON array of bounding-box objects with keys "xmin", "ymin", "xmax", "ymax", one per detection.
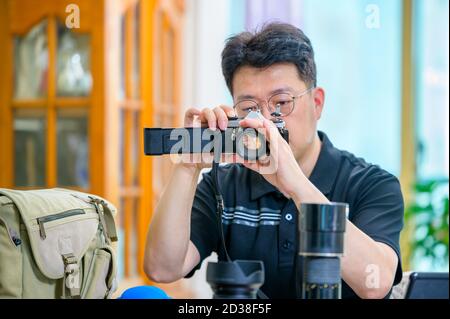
[{"xmin": 173, "ymin": 105, "xmax": 239, "ymax": 170}]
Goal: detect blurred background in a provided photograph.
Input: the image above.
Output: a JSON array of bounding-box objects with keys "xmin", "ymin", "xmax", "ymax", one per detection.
[{"xmin": 0, "ymin": 0, "xmax": 448, "ymax": 298}]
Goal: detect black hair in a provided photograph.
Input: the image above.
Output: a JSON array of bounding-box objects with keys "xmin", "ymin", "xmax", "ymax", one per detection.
[{"xmin": 221, "ymin": 22, "xmax": 317, "ymax": 94}]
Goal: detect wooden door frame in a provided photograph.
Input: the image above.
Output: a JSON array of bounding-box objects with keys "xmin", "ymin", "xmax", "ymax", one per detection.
[
  {"xmin": 139, "ymin": 0, "xmax": 156, "ymax": 282},
  {"xmin": 139, "ymin": 0, "xmax": 185, "ymax": 282},
  {"xmin": 0, "ymin": 0, "xmax": 12, "ymax": 188},
  {"xmin": 0, "ymin": 0, "xmax": 105, "ymax": 195},
  {"xmin": 0, "ymin": 0, "xmax": 185, "ymax": 285}
]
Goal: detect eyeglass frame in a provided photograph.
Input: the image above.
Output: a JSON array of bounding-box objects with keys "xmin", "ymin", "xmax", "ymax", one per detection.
[{"xmin": 233, "ymin": 86, "xmax": 315, "ymax": 118}]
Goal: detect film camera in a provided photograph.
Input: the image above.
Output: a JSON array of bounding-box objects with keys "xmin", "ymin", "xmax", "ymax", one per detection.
[{"xmin": 144, "ymin": 111, "xmax": 289, "ymax": 161}]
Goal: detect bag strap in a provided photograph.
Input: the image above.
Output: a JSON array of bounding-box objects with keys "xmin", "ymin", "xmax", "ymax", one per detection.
[
  {"xmin": 100, "ymin": 202, "xmax": 118, "ymax": 243},
  {"xmin": 89, "ymin": 196, "xmax": 118, "ymax": 244}
]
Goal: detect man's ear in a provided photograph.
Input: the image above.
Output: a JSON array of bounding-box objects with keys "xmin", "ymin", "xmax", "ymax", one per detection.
[{"xmin": 312, "ymin": 87, "xmax": 325, "ymax": 120}]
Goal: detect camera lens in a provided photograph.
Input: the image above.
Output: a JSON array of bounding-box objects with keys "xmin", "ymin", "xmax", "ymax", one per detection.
[
  {"xmin": 298, "ymin": 202, "xmax": 347, "ymax": 256},
  {"xmin": 236, "ymin": 128, "xmax": 266, "ymax": 161},
  {"xmin": 297, "ymin": 202, "xmax": 348, "ymax": 299},
  {"xmin": 206, "ymin": 260, "xmax": 265, "ymax": 299}
]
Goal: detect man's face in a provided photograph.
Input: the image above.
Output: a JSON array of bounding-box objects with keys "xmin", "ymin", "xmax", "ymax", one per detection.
[{"xmin": 232, "ymin": 62, "xmax": 324, "ymax": 161}]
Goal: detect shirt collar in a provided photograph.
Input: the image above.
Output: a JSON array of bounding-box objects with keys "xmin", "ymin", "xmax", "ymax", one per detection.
[{"xmin": 250, "ymin": 131, "xmax": 342, "ymax": 200}]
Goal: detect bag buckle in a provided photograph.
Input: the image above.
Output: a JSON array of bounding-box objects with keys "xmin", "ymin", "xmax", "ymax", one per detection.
[{"xmin": 62, "ymin": 253, "xmax": 80, "ymax": 298}]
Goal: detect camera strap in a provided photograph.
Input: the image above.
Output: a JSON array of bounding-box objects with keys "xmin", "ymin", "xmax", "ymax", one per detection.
[
  {"xmin": 211, "ymin": 159, "xmax": 269, "ymax": 300},
  {"xmin": 211, "ymin": 160, "xmax": 231, "ymax": 262}
]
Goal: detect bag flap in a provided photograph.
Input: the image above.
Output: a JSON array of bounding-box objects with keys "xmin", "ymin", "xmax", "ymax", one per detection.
[
  {"xmin": 54, "ymin": 188, "xmax": 118, "ymax": 217},
  {"xmin": 54, "ymin": 188, "xmax": 118, "ymax": 243},
  {"xmin": 0, "ymin": 188, "xmax": 95, "ymax": 221},
  {"xmin": 0, "ymin": 188, "xmax": 100, "ymax": 279}
]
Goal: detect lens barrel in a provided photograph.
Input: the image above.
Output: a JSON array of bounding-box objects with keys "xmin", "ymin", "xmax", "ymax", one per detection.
[
  {"xmin": 297, "ymin": 203, "xmax": 348, "ymax": 299},
  {"xmin": 206, "ymin": 260, "xmax": 265, "ymax": 299},
  {"xmin": 235, "ymin": 128, "xmax": 267, "ymax": 161}
]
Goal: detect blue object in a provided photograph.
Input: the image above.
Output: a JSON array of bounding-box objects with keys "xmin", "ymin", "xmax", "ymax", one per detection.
[{"xmin": 118, "ymin": 286, "xmax": 171, "ymax": 299}]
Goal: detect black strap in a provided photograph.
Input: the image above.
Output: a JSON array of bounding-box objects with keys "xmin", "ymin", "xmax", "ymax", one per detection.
[{"xmin": 211, "ymin": 161, "xmax": 231, "ymax": 262}]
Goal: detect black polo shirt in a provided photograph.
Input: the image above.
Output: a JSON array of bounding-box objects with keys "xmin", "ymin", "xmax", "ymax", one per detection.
[{"xmin": 186, "ymin": 131, "xmax": 404, "ymax": 298}]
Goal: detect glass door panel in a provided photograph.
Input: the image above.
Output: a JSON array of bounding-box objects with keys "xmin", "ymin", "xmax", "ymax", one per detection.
[
  {"xmin": 14, "ymin": 20, "xmax": 48, "ymax": 99},
  {"xmin": 14, "ymin": 109, "xmax": 46, "ymax": 187},
  {"xmin": 56, "ymin": 108, "xmax": 89, "ymax": 188},
  {"xmin": 56, "ymin": 21, "xmax": 92, "ymax": 97}
]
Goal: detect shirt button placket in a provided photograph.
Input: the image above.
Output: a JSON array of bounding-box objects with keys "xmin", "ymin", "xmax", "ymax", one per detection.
[{"xmin": 278, "ymin": 201, "xmax": 298, "ymax": 266}]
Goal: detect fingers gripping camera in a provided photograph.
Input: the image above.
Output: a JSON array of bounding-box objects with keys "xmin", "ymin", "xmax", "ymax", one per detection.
[
  {"xmin": 143, "ymin": 111, "xmax": 289, "ymax": 161},
  {"xmin": 228, "ymin": 111, "xmax": 289, "ymax": 160}
]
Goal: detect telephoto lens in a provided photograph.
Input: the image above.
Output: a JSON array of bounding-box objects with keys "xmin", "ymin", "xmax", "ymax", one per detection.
[
  {"xmin": 297, "ymin": 203, "xmax": 348, "ymax": 299},
  {"xmin": 206, "ymin": 260, "xmax": 265, "ymax": 299}
]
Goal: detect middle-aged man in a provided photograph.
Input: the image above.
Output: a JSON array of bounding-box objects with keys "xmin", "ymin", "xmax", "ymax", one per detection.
[{"xmin": 144, "ymin": 22, "xmax": 404, "ymax": 299}]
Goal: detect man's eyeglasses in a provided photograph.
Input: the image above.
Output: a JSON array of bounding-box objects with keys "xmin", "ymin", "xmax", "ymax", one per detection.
[{"xmin": 233, "ymin": 87, "xmax": 314, "ymax": 118}]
